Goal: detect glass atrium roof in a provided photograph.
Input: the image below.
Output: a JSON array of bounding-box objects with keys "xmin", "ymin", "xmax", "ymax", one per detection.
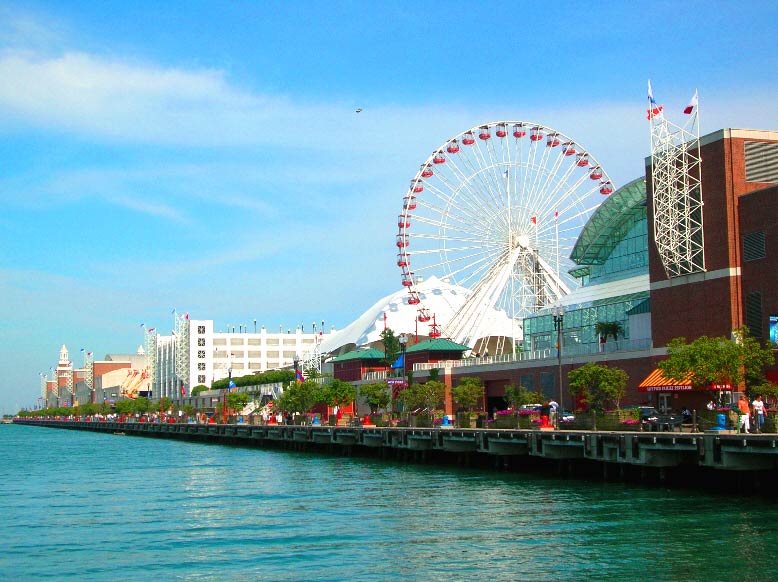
[{"xmin": 570, "ymin": 177, "xmax": 647, "ymax": 265}]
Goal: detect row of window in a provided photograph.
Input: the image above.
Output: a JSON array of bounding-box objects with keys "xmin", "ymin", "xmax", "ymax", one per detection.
[{"xmin": 211, "ymin": 338, "xmax": 315, "ymax": 347}]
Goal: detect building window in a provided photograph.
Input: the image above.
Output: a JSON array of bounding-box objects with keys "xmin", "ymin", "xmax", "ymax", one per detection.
[
  {"xmin": 743, "ymin": 231, "xmax": 766, "ymax": 261},
  {"xmin": 198, "ymin": 350, "xmax": 206, "ymax": 359},
  {"xmin": 197, "ymin": 338, "xmax": 206, "ymax": 347},
  {"xmin": 745, "ymin": 141, "xmax": 778, "ymax": 183},
  {"xmin": 539, "ymin": 372, "xmax": 555, "ymax": 401},
  {"xmin": 213, "ymin": 338, "xmax": 226, "ymax": 346},
  {"xmin": 746, "ymin": 292, "xmax": 763, "ymax": 339},
  {"xmin": 198, "ymin": 363, "xmax": 206, "ymax": 371},
  {"xmin": 198, "ymin": 325, "xmax": 206, "ymax": 334},
  {"xmin": 283, "ymin": 351, "xmax": 297, "ymax": 358},
  {"xmin": 283, "ymin": 339, "xmax": 297, "ymax": 346},
  {"xmin": 198, "ymin": 375, "xmax": 206, "ymax": 384},
  {"xmin": 230, "ymin": 338, "xmax": 245, "ymax": 345}
]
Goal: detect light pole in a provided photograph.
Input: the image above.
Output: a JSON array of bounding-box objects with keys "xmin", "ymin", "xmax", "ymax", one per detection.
[
  {"xmin": 553, "ymin": 305, "xmax": 565, "ymax": 427},
  {"xmin": 398, "ymin": 334, "xmax": 408, "ymax": 380}
]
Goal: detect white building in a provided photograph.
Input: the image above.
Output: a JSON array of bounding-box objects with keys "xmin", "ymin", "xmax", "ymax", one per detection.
[{"xmin": 151, "ymin": 317, "xmax": 336, "ymax": 399}]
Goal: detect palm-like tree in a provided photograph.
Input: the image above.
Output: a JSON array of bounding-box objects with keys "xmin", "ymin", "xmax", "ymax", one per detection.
[{"xmin": 595, "ymin": 321, "xmax": 624, "ymax": 348}]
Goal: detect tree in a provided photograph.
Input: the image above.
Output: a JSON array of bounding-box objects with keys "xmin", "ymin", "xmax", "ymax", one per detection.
[
  {"xmin": 361, "ymin": 382, "xmax": 391, "ymax": 414},
  {"xmin": 227, "ymin": 392, "xmax": 250, "ymax": 412},
  {"xmin": 191, "ymin": 385, "xmax": 209, "ymax": 396},
  {"xmin": 595, "ymin": 321, "xmax": 624, "ymax": 344},
  {"xmin": 134, "ymin": 397, "xmax": 150, "ymax": 415},
  {"xmin": 504, "ymin": 385, "xmax": 544, "ymax": 408},
  {"xmin": 319, "ymin": 380, "xmax": 357, "ymax": 409},
  {"xmin": 659, "ymin": 327, "xmax": 775, "ymax": 391},
  {"xmin": 451, "ymin": 376, "xmax": 483, "ymax": 411},
  {"xmin": 568, "ymin": 362, "xmax": 628, "ymax": 411},
  {"xmin": 114, "ymin": 399, "xmax": 134, "ymax": 415},
  {"xmin": 380, "ymin": 328, "xmax": 401, "ymax": 368},
  {"xmin": 398, "ymin": 380, "xmax": 445, "ymax": 413},
  {"xmin": 158, "ymin": 397, "xmax": 172, "ymax": 412},
  {"xmin": 276, "ymin": 380, "xmax": 318, "ymax": 414}
]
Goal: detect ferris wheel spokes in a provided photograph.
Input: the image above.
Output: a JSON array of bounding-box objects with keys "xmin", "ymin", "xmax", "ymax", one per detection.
[{"xmin": 398, "ymin": 120, "xmax": 613, "ymax": 351}]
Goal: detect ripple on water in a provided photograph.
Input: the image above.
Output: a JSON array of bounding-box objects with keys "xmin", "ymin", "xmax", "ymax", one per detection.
[{"xmin": 2, "ymin": 425, "xmax": 778, "ymax": 582}]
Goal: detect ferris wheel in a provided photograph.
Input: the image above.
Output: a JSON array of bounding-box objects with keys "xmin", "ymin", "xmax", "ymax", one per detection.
[{"xmin": 396, "ymin": 120, "xmax": 614, "ymax": 353}]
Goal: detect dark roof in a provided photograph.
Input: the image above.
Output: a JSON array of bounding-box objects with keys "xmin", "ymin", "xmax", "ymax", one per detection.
[
  {"xmin": 405, "ymin": 338, "xmax": 471, "ymax": 353},
  {"xmin": 329, "ymin": 348, "xmax": 385, "ymax": 363}
]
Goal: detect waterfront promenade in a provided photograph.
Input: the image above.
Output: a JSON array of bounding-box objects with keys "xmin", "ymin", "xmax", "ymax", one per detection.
[{"xmin": 16, "ymin": 418, "xmax": 778, "ymax": 494}]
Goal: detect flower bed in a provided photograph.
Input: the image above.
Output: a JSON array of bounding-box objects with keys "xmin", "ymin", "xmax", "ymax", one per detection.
[{"xmin": 492, "ymin": 412, "xmax": 518, "ymax": 429}]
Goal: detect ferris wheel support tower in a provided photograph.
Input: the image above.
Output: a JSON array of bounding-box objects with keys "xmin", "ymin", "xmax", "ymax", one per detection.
[{"xmin": 648, "ymin": 82, "xmax": 705, "ymax": 278}]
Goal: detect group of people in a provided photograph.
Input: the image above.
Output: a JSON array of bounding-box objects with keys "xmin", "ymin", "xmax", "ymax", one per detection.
[{"xmin": 736, "ymin": 394, "xmax": 767, "ymax": 434}]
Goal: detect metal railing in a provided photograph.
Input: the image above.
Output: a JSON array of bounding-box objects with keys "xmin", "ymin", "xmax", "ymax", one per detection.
[{"xmin": 408, "ymin": 338, "xmax": 653, "ymax": 373}]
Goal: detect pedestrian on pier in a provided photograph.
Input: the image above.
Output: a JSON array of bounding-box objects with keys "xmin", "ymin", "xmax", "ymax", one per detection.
[
  {"xmin": 752, "ymin": 395, "xmax": 765, "ymax": 433},
  {"xmin": 737, "ymin": 394, "xmax": 751, "ymax": 434}
]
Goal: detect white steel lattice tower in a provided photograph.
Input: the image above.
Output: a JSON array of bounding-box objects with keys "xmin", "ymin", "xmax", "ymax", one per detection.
[
  {"xmin": 174, "ymin": 311, "xmax": 190, "ymax": 393},
  {"xmin": 40, "ymin": 373, "xmax": 47, "ymax": 399},
  {"xmin": 144, "ymin": 327, "xmax": 158, "ymax": 394},
  {"xmin": 648, "ymin": 83, "xmax": 704, "ymax": 278},
  {"xmin": 82, "ymin": 349, "xmax": 94, "ymax": 400},
  {"xmin": 301, "ymin": 337, "xmax": 322, "ymax": 378}
]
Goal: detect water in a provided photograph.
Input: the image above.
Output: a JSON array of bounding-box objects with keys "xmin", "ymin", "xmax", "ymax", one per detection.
[{"xmin": 1, "ymin": 424, "xmax": 775, "ymax": 581}]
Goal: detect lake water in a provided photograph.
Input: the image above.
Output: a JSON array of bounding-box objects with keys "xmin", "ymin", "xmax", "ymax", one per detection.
[{"xmin": 1, "ymin": 424, "xmax": 775, "ymax": 581}]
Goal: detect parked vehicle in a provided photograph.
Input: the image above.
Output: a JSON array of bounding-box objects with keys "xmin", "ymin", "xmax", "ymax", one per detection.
[{"xmin": 623, "ymin": 405, "xmax": 682, "ymax": 429}]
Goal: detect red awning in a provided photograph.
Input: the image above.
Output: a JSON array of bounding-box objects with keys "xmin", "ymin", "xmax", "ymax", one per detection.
[{"xmin": 638, "ymin": 369, "xmax": 731, "ymax": 392}]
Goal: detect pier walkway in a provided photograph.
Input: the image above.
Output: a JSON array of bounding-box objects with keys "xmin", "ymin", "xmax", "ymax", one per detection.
[{"xmin": 14, "ymin": 419, "xmax": 778, "ymax": 475}]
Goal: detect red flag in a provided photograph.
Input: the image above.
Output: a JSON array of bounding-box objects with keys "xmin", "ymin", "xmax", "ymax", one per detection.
[
  {"xmin": 531, "ymin": 216, "xmax": 537, "ymax": 225},
  {"xmin": 646, "ymin": 105, "xmax": 663, "ymax": 120},
  {"xmin": 683, "ymin": 90, "xmax": 698, "ymax": 114}
]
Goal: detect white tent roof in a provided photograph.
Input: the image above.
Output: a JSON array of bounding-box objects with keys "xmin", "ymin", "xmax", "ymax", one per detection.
[{"xmin": 318, "ymin": 276, "xmax": 515, "ymax": 355}]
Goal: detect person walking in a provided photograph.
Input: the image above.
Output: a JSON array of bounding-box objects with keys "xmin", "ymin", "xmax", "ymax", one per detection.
[
  {"xmin": 752, "ymin": 395, "xmax": 766, "ymax": 433},
  {"xmin": 737, "ymin": 394, "xmax": 751, "ymax": 434}
]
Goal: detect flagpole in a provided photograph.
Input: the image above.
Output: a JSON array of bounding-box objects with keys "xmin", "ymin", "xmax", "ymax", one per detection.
[
  {"xmin": 506, "ymin": 167, "xmax": 516, "ymax": 356},
  {"xmin": 555, "ymin": 210, "xmax": 560, "ymax": 300}
]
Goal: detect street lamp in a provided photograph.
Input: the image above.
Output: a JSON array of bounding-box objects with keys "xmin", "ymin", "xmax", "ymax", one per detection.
[
  {"xmin": 553, "ymin": 305, "xmax": 565, "ymax": 426},
  {"xmin": 398, "ymin": 334, "xmax": 408, "ymax": 416},
  {"xmin": 398, "ymin": 334, "xmax": 408, "ymax": 380}
]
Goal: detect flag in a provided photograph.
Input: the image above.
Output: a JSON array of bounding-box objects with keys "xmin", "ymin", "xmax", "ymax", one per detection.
[
  {"xmin": 180, "ymin": 384, "xmax": 186, "ymax": 396},
  {"xmin": 647, "ymin": 105, "xmax": 663, "ymax": 120},
  {"xmin": 646, "ymin": 79, "xmax": 663, "ymax": 119},
  {"xmin": 171, "ymin": 308, "xmax": 176, "ymax": 314},
  {"xmin": 295, "ymin": 369, "xmax": 305, "ymax": 384},
  {"xmin": 683, "ymin": 90, "xmax": 698, "ymax": 114},
  {"xmin": 147, "ymin": 328, "xmax": 156, "ymax": 334},
  {"xmin": 185, "ymin": 313, "xmax": 190, "ymax": 320},
  {"xmin": 140, "ymin": 323, "xmax": 145, "ymax": 328},
  {"xmin": 531, "ymin": 216, "xmax": 537, "ymax": 225},
  {"xmin": 554, "ymin": 210, "xmax": 559, "ymax": 220}
]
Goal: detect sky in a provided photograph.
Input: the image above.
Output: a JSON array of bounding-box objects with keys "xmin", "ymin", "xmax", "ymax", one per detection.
[{"xmin": 1, "ymin": 1, "xmax": 776, "ymax": 413}]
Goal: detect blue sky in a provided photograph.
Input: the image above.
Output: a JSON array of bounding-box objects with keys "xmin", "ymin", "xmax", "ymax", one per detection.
[{"xmin": 1, "ymin": 1, "xmax": 777, "ymax": 413}]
